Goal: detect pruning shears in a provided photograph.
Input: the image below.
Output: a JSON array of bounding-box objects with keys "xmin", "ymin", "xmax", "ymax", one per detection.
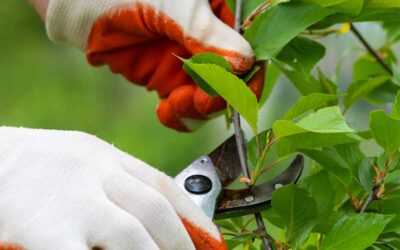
[{"xmin": 175, "ymin": 135, "xmax": 304, "ymax": 219}]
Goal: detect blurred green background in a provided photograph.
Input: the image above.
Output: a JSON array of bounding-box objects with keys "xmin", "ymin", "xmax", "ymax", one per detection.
[{"xmin": 0, "ymin": 1, "xmax": 391, "ymax": 176}]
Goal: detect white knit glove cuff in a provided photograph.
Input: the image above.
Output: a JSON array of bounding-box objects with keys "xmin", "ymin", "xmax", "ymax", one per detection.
[{"xmin": 46, "ymin": 0, "xmax": 131, "ymax": 49}]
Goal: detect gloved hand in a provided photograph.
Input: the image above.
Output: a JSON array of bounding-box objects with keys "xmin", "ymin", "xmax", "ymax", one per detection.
[
  {"xmin": 29, "ymin": 0, "xmax": 264, "ymax": 132},
  {"xmin": 0, "ymin": 127, "xmax": 226, "ymax": 250}
]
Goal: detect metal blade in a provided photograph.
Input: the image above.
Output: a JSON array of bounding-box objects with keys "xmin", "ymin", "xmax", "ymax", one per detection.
[
  {"xmin": 174, "ymin": 156, "xmax": 222, "ymax": 219},
  {"xmin": 208, "ymin": 135, "xmax": 242, "ymax": 187},
  {"xmin": 214, "ymin": 155, "xmax": 304, "ymax": 219}
]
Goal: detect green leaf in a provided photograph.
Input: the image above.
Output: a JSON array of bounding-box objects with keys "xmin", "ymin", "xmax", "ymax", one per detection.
[
  {"xmin": 183, "ymin": 62, "xmax": 259, "ymax": 131},
  {"xmin": 299, "ymin": 170, "xmax": 336, "ymax": 216},
  {"xmin": 247, "ymin": 130, "xmax": 299, "ymax": 184},
  {"xmin": 181, "ymin": 53, "xmax": 232, "ymax": 97},
  {"xmin": 277, "ymin": 36, "xmax": 326, "ymax": 78},
  {"xmin": 353, "ymin": 55, "xmax": 391, "ymax": 82},
  {"xmin": 333, "ymin": 143, "xmax": 365, "ymax": 176},
  {"xmin": 271, "ymin": 0, "xmax": 291, "ymax": 6},
  {"xmin": 370, "ymin": 110, "xmax": 400, "ymax": 152},
  {"xmin": 230, "ymin": 232, "xmax": 259, "ymax": 242},
  {"xmin": 186, "ymin": 53, "xmax": 232, "ymax": 71},
  {"xmin": 242, "ymin": 65, "xmax": 260, "ymax": 83},
  {"xmin": 365, "ymin": 0, "xmax": 400, "ymax": 8},
  {"xmin": 242, "ymin": 0, "xmax": 265, "ymax": 20},
  {"xmin": 283, "ymin": 93, "xmax": 338, "ymax": 120},
  {"xmin": 247, "ymin": 131, "xmax": 275, "ymax": 163},
  {"xmin": 226, "ymin": 0, "xmax": 265, "ymax": 21},
  {"xmin": 321, "ymin": 213, "xmax": 394, "ymax": 250},
  {"xmin": 244, "ymin": 2, "xmax": 333, "ymax": 60},
  {"xmin": 314, "ymin": 9, "xmax": 400, "ymax": 29},
  {"xmin": 386, "ymin": 169, "xmax": 400, "ymax": 185},
  {"xmin": 247, "ymin": 130, "xmax": 270, "ymax": 168},
  {"xmin": 272, "ymin": 185, "xmax": 318, "ymax": 247},
  {"xmin": 374, "ymin": 232, "xmax": 400, "ymax": 249},
  {"xmin": 318, "ymin": 69, "xmax": 338, "ymax": 96},
  {"xmin": 344, "ymin": 75, "xmax": 391, "ymax": 110},
  {"xmin": 358, "ymin": 158, "xmax": 375, "ymax": 191},
  {"xmin": 277, "ymin": 64, "xmax": 323, "ymax": 95},
  {"xmin": 259, "ymin": 62, "xmax": 281, "ymax": 106},
  {"xmin": 273, "ymin": 107, "xmax": 362, "ymax": 156},
  {"xmin": 367, "ymin": 81, "xmax": 400, "ymax": 104},
  {"xmin": 276, "ymin": 61, "xmax": 337, "ymax": 97},
  {"xmin": 314, "ymin": 211, "xmax": 343, "ymax": 234},
  {"xmin": 301, "ymin": 148, "xmax": 352, "ymax": 186},
  {"xmin": 330, "ymin": 0, "xmax": 364, "ymax": 15},
  {"xmin": 231, "ymin": 217, "xmax": 244, "ymax": 229},
  {"xmin": 294, "ymin": 0, "xmax": 348, "ymax": 7},
  {"xmin": 354, "ymin": 59, "xmax": 391, "ymax": 80},
  {"xmin": 262, "ymin": 208, "xmax": 285, "ymax": 229},
  {"xmin": 382, "ymin": 21, "xmax": 400, "ymax": 43},
  {"xmin": 293, "ymin": 107, "xmax": 353, "ymax": 133},
  {"xmin": 391, "ymin": 91, "xmax": 400, "ymax": 119},
  {"xmin": 215, "ymin": 220, "xmax": 238, "ymax": 233},
  {"xmin": 391, "ymin": 63, "xmax": 400, "ymax": 86},
  {"xmin": 225, "ymin": 239, "xmax": 243, "ymax": 249},
  {"xmin": 379, "ymin": 199, "xmax": 400, "ymax": 232},
  {"xmin": 296, "ymin": 0, "xmax": 363, "ymax": 15},
  {"xmin": 278, "ymin": 133, "xmax": 361, "ymax": 156}
]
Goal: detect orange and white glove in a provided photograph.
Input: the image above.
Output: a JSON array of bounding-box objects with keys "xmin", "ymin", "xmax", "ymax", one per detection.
[
  {"xmin": 0, "ymin": 127, "xmax": 226, "ymax": 250},
  {"xmin": 30, "ymin": 0, "xmax": 264, "ymax": 132}
]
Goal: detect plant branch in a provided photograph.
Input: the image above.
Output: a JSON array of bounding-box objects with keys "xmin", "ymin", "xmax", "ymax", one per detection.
[
  {"xmin": 243, "ymin": 217, "xmax": 255, "ymax": 229},
  {"xmin": 360, "ymin": 160, "xmax": 388, "ymax": 213},
  {"xmin": 301, "ymin": 28, "xmax": 338, "ymax": 38},
  {"xmin": 232, "ymin": 0, "xmax": 271, "ymax": 249},
  {"xmin": 232, "ymin": 111, "xmax": 251, "ymax": 179},
  {"xmin": 360, "ymin": 191, "xmax": 374, "ymax": 213},
  {"xmin": 350, "ymin": 23, "xmax": 393, "ymax": 75},
  {"xmin": 252, "ymin": 134, "xmax": 275, "ymax": 185},
  {"xmin": 242, "ymin": 1, "xmax": 270, "ymax": 30}
]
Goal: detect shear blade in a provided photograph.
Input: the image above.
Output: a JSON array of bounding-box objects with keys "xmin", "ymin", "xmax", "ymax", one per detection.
[
  {"xmin": 214, "ymin": 155, "xmax": 304, "ymax": 220},
  {"xmin": 208, "ymin": 135, "xmax": 242, "ymax": 187}
]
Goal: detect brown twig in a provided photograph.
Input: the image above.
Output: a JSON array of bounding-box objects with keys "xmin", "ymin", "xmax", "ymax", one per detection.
[
  {"xmin": 242, "ymin": 2, "xmax": 270, "ymax": 30},
  {"xmin": 350, "ymin": 23, "xmax": 393, "ymax": 75},
  {"xmin": 232, "ymin": 111, "xmax": 252, "ymax": 179}
]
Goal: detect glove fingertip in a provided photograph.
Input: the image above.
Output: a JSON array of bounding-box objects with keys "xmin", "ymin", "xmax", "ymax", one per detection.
[
  {"xmin": 169, "ymin": 85, "xmax": 206, "ymax": 119},
  {"xmin": 194, "ymin": 87, "xmax": 226, "ymax": 116},
  {"xmin": 181, "ymin": 217, "xmax": 227, "ymax": 250},
  {"xmin": 157, "ymin": 99, "xmax": 190, "ymax": 132},
  {"xmin": 0, "ymin": 243, "xmax": 25, "ymax": 250},
  {"xmin": 226, "ymin": 52, "xmax": 255, "ymax": 74}
]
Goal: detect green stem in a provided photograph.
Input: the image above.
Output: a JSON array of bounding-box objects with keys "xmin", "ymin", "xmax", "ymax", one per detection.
[{"xmin": 252, "ymin": 136, "xmax": 276, "ymax": 185}]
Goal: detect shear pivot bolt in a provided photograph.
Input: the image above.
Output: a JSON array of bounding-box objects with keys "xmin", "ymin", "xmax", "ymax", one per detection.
[
  {"xmin": 245, "ymin": 196, "xmax": 255, "ymax": 203},
  {"xmin": 184, "ymin": 175, "xmax": 212, "ymax": 194},
  {"xmin": 200, "ymin": 158, "xmax": 208, "ymax": 164}
]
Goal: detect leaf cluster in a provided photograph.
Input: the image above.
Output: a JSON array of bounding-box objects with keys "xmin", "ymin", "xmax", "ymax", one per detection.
[{"xmin": 181, "ymin": 0, "xmax": 400, "ymax": 249}]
